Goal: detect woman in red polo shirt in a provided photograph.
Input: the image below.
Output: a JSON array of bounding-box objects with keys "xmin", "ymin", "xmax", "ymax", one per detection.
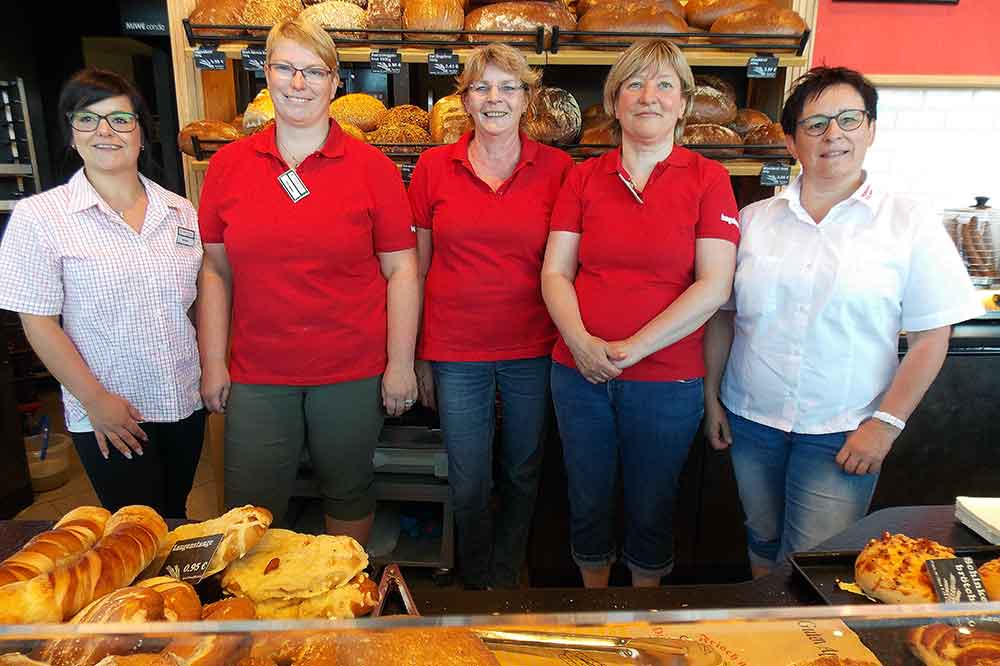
[
  {"xmin": 196, "ymin": 18, "xmax": 419, "ymax": 542},
  {"xmin": 409, "ymin": 43, "xmax": 573, "ymax": 589},
  {"xmin": 542, "ymin": 40, "xmax": 739, "ymax": 588}
]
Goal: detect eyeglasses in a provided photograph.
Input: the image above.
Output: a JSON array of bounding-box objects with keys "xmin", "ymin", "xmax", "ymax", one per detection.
[
  {"xmin": 267, "ymin": 62, "xmax": 333, "ymax": 84},
  {"xmin": 797, "ymin": 109, "xmax": 869, "ymax": 137},
  {"xmin": 67, "ymin": 111, "xmax": 139, "ymax": 133},
  {"xmin": 467, "ymin": 82, "xmax": 527, "ymax": 98}
]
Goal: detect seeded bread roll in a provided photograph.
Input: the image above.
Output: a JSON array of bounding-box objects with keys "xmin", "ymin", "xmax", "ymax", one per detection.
[
  {"xmin": 463, "ymin": 1, "xmax": 577, "ymax": 47},
  {"xmin": 366, "ymin": 123, "xmax": 432, "ymax": 153},
  {"xmin": 689, "ymin": 85, "xmax": 737, "ymax": 125},
  {"xmin": 727, "ymin": 107, "xmax": 771, "ymax": 136},
  {"xmin": 299, "ymin": 1, "xmax": 368, "ymax": 39},
  {"xmin": 377, "ymin": 104, "xmax": 430, "ymax": 131},
  {"xmin": 522, "ymin": 86, "xmax": 581, "ymax": 145},
  {"xmin": 403, "ymin": 0, "xmax": 464, "ymax": 42},
  {"xmin": 241, "ymin": 0, "xmax": 302, "ymax": 34},
  {"xmin": 577, "ymin": 3, "xmax": 689, "ymax": 47},
  {"xmin": 329, "ymin": 93, "xmax": 387, "ymax": 132},
  {"xmin": 685, "ymin": 0, "xmax": 771, "ymax": 30},
  {"xmin": 682, "ymin": 123, "xmax": 743, "ymax": 158},
  {"xmin": 430, "ymin": 95, "xmax": 473, "ymax": 144},
  {"xmin": 743, "ymin": 121, "xmax": 785, "ymax": 155}
]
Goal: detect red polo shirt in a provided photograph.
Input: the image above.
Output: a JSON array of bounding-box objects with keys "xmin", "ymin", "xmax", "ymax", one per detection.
[
  {"xmin": 409, "ymin": 132, "xmax": 573, "ymax": 361},
  {"xmin": 198, "ymin": 121, "xmax": 415, "ymax": 385},
  {"xmin": 550, "ymin": 146, "xmax": 739, "ymax": 381}
]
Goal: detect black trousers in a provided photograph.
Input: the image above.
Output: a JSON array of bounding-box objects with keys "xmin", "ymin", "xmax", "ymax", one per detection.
[{"xmin": 71, "ymin": 409, "xmax": 206, "ymax": 519}]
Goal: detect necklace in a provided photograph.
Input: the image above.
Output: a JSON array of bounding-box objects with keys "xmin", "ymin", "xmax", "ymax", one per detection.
[{"xmin": 277, "ymin": 129, "xmax": 329, "ymax": 171}]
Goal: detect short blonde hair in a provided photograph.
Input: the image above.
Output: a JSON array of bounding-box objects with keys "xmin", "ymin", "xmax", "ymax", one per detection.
[
  {"xmin": 603, "ymin": 40, "xmax": 695, "ymax": 143},
  {"xmin": 454, "ymin": 43, "xmax": 541, "ymax": 98},
  {"xmin": 266, "ymin": 17, "xmax": 339, "ymax": 72}
]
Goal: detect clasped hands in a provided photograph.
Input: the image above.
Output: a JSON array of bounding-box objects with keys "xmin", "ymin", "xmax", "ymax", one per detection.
[{"xmin": 569, "ymin": 334, "xmax": 646, "ymax": 384}]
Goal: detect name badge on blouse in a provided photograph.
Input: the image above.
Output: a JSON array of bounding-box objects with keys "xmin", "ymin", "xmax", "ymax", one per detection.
[
  {"xmin": 176, "ymin": 226, "xmax": 196, "ymax": 247},
  {"xmin": 278, "ymin": 169, "xmax": 310, "ymax": 203}
]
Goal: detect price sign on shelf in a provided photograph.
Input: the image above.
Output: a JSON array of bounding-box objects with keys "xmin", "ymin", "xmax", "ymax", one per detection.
[
  {"xmin": 241, "ymin": 47, "xmax": 267, "ymax": 72},
  {"xmin": 194, "ymin": 47, "xmax": 226, "ymax": 71},
  {"xmin": 158, "ymin": 534, "xmax": 223, "ymax": 583},
  {"xmin": 370, "ymin": 49, "xmax": 402, "ymax": 74},
  {"xmin": 926, "ymin": 557, "xmax": 990, "ymax": 603},
  {"xmin": 428, "ymin": 49, "xmax": 459, "ymax": 76},
  {"xmin": 760, "ymin": 162, "xmax": 791, "ymax": 187},
  {"xmin": 747, "ymin": 55, "xmax": 779, "ymax": 79}
]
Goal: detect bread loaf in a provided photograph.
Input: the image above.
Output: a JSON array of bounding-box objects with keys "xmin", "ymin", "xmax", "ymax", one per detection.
[
  {"xmin": 253, "ymin": 572, "xmax": 378, "ymax": 619},
  {"xmin": 743, "ymin": 121, "xmax": 785, "ymax": 155},
  {"xmin": 727, "ymin": 107, "xmax": 770, "ymax": 136},
  {"xmin": 909, "ymin": 623, "xmax": 1000, "ymax": 666},
  {"xmin": 366, "ymin": 123, "xmax": 432, "ymax": 152},
  {"xmin": 306, "ymin": 0, "xmax": 364, "ymax": 7},
  {"xmin": 134, "ymin": 577, "xmax": 201, "ymax": 622},
  {"xmin": 366, "ymin": 0, "xmax": 402, "ymax": 36},
  {"xmin": 685, "ymin": 0, "xmax": 770, "ymax": 30},
  {"xmin": 188, "ymin": 0, "xmax": 249, "ymax": 37},
  {"xmin": 167, "ymin": 599, "xmax": 256, "ymax": 666},
  {"xmin": 299, "ymin": 1, "xmax": 368, "ymax": 39},
  {"xmin": 577, "ymin": 3, "xmax": 689, "ymax": 47},
  {"xmin": 979, "ymin": 556, "xmax": 1000, "ymax": 601},
  {"xmin": 376, "ymin": 104, "xmax": 430, "ymax": 131},
  {"xmin": 463, "ymin": 1, "xmax": 577, "ymax": 48},
  {"xmin": 178, "ymin": 120, "xmax": 241, "ymax": 157},
  {"xmin": 578, "ymin": 123, "xmax": 616, "ymax": 156},
  {"xmin": 522, "ymin": 86, "xmax": 581, "ymax": 145},
  {"xmin": 403, "ymin": 0, "xmax": 464, "ymax": 42},
  {"xmin": 241, "ymin": 0, "xmax": 301, "ymax": 32},
  {"xmin": 141, "ymin": 505, "xmax": 272, "ymax": 581},
  {"xmin": 0, "ymin": 506, "xmax": 167, "ymax": 624},
  {"xmin": 710, "ymin": 6, "xmax": 807, "ymax": 46},
  {"xmin": 689, "ymin": 86, "xmax": 737, "ymax": 125},
  {"xmin": 338, "ymin": 122, "xmax": 367, "ymax": 141},
  {"xmin": 335, "ymin": 629, "xmax": 501, "ymax": 666},
  {"xmin": 694, "ymin": 74, "xmax": 737, "ymax": 105},
  {"xmin": 682, "ymin": 123, "xmax": 743, "ymax": 158},
  {"xmin": 577, "ymin": 0, "xmax": 682, "ymax": 20},
  {"xmin": 329, "ymin": 93, "xmax": 387, "ymax": 132},
  {"xmin": 580, "ymin": 102, "xmax": 611, "ymax": 129},
  {"xmin": 243, "ymin": 89, "xmax": 274, "ymax": 133},
  {"xmin": 0, "ymin": 507, "xmax": 110, "ymax": 587},
  {"xmin": 430, "ymin": 95, "xmax": 473, "ymax": 143}
]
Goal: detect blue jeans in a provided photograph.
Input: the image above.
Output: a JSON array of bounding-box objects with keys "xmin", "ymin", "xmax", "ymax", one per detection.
[
  {"xmin": 550, "ymin": 361, "xmax": 704, "ymax": 579},
  {"xmin": 727, "ymin": 410, "xmax": 879, "ymax": 568},
  {"xmin": 432, "ymin": 356, "xmax": 549, "ymax": 588}
]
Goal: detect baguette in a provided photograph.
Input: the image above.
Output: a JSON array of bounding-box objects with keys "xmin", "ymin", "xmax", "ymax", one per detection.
[
  {"xmin": 0, "ymin": 506, "xmax": 167, "ymax": 623},
  {"xmin": 0, "ymin": 507, "xmax": 110, "ymax": 587}
]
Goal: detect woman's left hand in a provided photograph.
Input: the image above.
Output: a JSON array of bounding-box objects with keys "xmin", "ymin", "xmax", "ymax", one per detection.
[
  {"xmin": 835, "ymin": 419, "xmax": 899, "ymax": 475},
  {"xmin": 607, "ymin": 337, "xmax": 647, "ymax": 370},
  {"xmin": 382, "ymin": 362, "xmax": 418, "ymax": 416}
]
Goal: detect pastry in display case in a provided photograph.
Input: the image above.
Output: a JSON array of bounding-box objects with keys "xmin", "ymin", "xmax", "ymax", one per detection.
[{"xmin": 943, "ymin": 197, "xmax": 999, "ymax": 293}]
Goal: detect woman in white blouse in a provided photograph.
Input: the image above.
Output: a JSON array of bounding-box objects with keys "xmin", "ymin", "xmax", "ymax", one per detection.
[
  {"xmin": 0, "ymin": 68, "xmax": 204, "ymax": 517},
  {"xmin": 702, "ymin": 66, "xmax": 982, "ymax": 577}
]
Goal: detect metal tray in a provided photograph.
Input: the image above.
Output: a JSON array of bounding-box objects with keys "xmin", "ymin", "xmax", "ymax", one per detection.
[{"xmin": 789, "ymin": 545, "xmax": 1000, "ymax": 605}]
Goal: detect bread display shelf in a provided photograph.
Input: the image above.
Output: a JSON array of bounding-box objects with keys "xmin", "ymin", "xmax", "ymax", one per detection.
[
  {"xmin": 182, "ymin": 44, "xmax": 546, "ymax": 65},
  {"xmin": 547, "ymin": 48, "xmax": 808, "ymax": 67}
]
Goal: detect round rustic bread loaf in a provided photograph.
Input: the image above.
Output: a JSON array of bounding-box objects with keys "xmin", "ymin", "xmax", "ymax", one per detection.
[
  {"xmin": 727, "ymin": 107, "xmax": 771, "ymax": 135},
  {"xmin": 685, "ymin": 0, "xmax": 771, "ymax": 30},
  {"xmin": 178, "ymin": 120, "xmax": 242, "ymax": 156},
  {"xmin": 581, "ymin": 102, "xmax": 612, "ymax": 130},
  {"xmin": 464, "ymin": 1, "xmax": 577, "ymax": 48},
  {"xmin": 522, "ymin": 86, "xmax": 582, "ymax": 145},
  {"xmin": 694, "ymin": 74, "xmax": 738, "ymax": 105},
  {"xmin": 743, "ymin": 121, "xmax": 785, "ymax": 155},
  {"xmin": 377, "ymin": 104, "xmax": 430, "ymax": 131},
  {"xmin": 709, "ymin": 6, "xmax": 807, "ymax": 46},
  {"xmin": 578, "ymin": 123, "xmax": 617, "ymax": 156},
  {"xmin": 681, "ymin": 123, "xmax": 743, "ymax": 158},
  {"xmin": 577, "ymin": 2, "xmax": 689, "ymax": 47},
  {"xmin": 403, "ymin": 0, "xmax": 464, "ymax": 42},
  {"xmin": 188, "ymin": 0, "xmax": 247, "ymax": 37},
  {"xmin": 329, "ymin": 93, "xmax": 387, "ymax": 132},
  {"xmin": 305, "ymin": 0, "xmax": 365, "ymax": 7},
  {"xmin": 241, "ymin": 0, "xmax": 302, "ymax": 34},
  {"xmin": 576, "ymin": 0, "xmax": 683, "ymax": 20},
  {"xmin": 299, "ymin": 1, "xmax": 368, "ymax": 39},
  {"xmin": 366, "ymin": 122, "xmax": 431, "ymax": 152},
  {"xmin": 337, "ymin": 121, "xmax": 367, "ymax": 142},
  {"xmin": 430, "ymin": 95, "xmax": 473, "ymax": 143},
  {"xmin": 689, "ymin": 85, "xmax": 737, "ymax": 125}
]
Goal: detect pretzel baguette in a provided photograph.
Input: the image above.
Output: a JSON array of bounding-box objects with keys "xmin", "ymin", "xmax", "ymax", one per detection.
[
  {"xmin": 0, "ymin": 507, "xmax": 111, "ymax": 587},
  {"xmin": 0, "ymin": 506, "xmax": 167, "ymax": 623}
]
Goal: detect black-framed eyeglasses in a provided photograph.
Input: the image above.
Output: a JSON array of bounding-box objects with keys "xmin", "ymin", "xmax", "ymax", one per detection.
[
  {"xmin": 796, "ymin": 109, "xmax": 869, "ymax": 137},
  {"xmin": 267, "ymin": 62, "xmax": 333, "ymax": 84},
  {"xmin": 67, "ymin": 111, "xmax": 139, "ymax": 133}
]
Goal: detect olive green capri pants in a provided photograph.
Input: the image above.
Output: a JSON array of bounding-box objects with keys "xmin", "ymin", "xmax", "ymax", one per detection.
[{"xmin": 223, "ymin": 375, "xmax": 383, "ymax": 524}]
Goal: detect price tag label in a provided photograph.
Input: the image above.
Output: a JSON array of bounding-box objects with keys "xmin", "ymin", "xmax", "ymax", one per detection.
[
  {"xmin": 926, "ymin": 557, "xmax": 990, "ymax": 603},
  {"xmin": 241, "ymin": 47, "xmax": 267, "ymax": 72},
  {"xmin": 370, "ymin": 49, "xmax": 401, "ymax": 74},
  {"xmin": 747, "ymin": 55, "xmax": 779, "ymax": 79},
  {"xmin": 194, "ymin": 47, "xmax": 226, "ymax": 71},
  {"xmin": 399, "ymin": 162, "xmax": 416, "ymax": 184},
  {"xmin": 760, "ymin": 162, "xmax": 791, "ymax": 187},
  {"xmin": 159, "ymin": 534, "xmax": 224, "ymax": 583},
  {"xmin": 428, "ymin": 49, "xmax": 459, "ymax": 76}
]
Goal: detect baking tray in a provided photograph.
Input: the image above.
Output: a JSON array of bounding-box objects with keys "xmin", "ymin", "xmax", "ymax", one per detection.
[{"xmin": 790, "ymin": 545, "xmax": 1000, "ymax": 605}]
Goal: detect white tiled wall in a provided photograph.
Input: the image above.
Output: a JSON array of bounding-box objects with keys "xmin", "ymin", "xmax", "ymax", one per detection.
[{"xmin": 864, "ymin": 88, "xmax": 1000, "ymax": 213}]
